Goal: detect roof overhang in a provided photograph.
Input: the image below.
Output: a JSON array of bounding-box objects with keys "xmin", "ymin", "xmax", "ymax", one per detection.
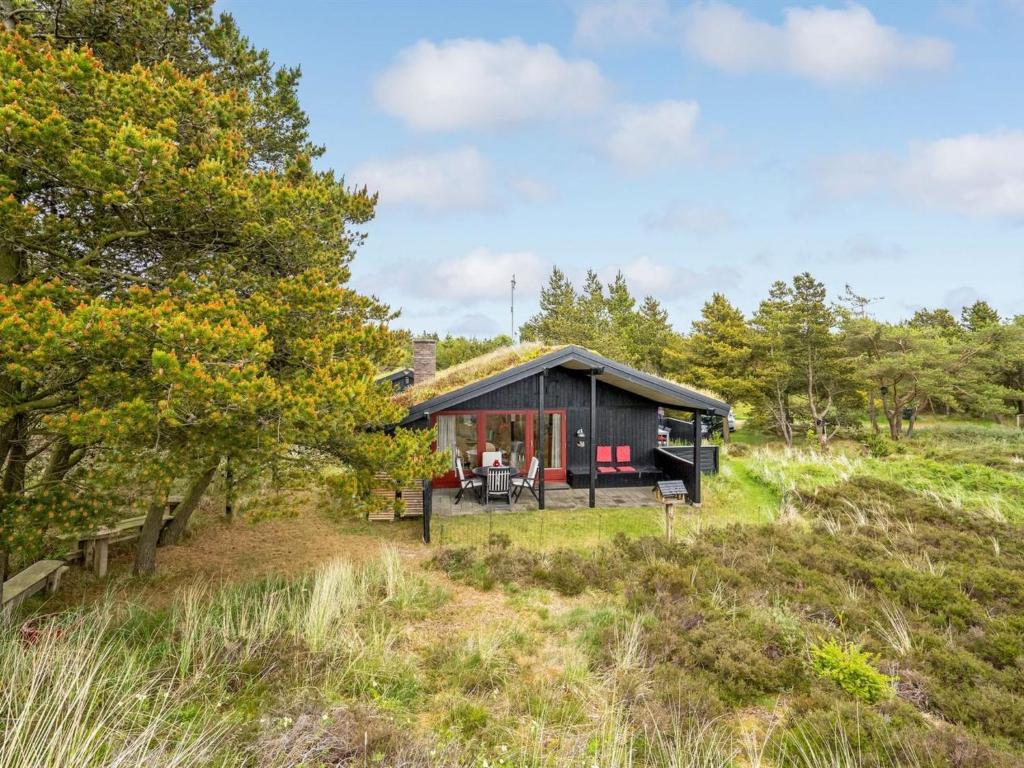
[{"xmin": 400, "ymin": 346, "xmax": 730, "ymax": 425}]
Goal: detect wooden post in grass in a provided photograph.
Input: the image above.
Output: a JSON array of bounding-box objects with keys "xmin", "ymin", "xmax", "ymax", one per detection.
[
  {"xmin": 589, "ymin": 369, "xmax": 597, "ymax": 509},
  {"xmin": 654, "ymin": 480, "xmax": 687, "ymax": 543},
  {"xmin": 537, "ymin": 369, "xmax": 546, "ymax": 510},
  {"xmin": 692, "ymin": 409, "xmax": 703, "ymax": 506}
]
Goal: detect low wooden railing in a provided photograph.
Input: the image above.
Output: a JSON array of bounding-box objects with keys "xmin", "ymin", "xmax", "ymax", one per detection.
[{"xmin": 654, "ymin": 446, "xmax": 697, "ymax": 502}]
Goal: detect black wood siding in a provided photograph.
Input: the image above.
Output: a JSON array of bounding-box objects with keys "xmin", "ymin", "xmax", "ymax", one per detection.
[{"xmin": 429, "ymin": 367, "xmax": 661, "ymax": 471}]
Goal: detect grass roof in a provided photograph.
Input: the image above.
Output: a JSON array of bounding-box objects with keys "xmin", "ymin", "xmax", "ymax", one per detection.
[
  {"xmin": 393, "ymin": 342, "xmax": 727, "ymax": 410},
  {"xmin": 393, "ymin": 343, "xmax": 563, "ymax": 407}
]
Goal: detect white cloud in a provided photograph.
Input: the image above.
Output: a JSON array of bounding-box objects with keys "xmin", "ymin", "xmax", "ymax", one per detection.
[
  {"xmin": 604, "ymin": 256, "xmax": 738, "ymax": 299},
  {"xmin": 611, "ymin": 256, "xmax": 679, "ymax": 295},
  {"xmin": 816, "ymin": 130, "xmax": 1024, "ymax": 220},
  {"xmin": 573, "ymin": 0, "xmax": 672, "ymax": 48},
  {"xmin": 681, "ymin": 1, "xmax": 952, "ymax": 85},
  {"xmin": 644, "ymin": 201, "xmax": 734, "ymax": 235},
  {"xmin": 374, "ymin": 38, "xmax": 609, "ymax": 131},
  {"xmin": 509, "ymin": 177, "xmax": 557, "ymax": 204},
  {"xmin": 899, "ymin": 131, "xmax": 1024, "ymax": 219},
  {"xmin": 603, "ymin": 100, "xmax": 701, "ymax": 172},
  {"xmin": 350, "ymin": 147, "xmax": 492, "ymax": 212},
  {"xmin": 943, "ymin": 286, "xmax": 982, "ymax": 313},
  {"xmin": 430, "ymin": 248, "xmax": 546, "ymax": 300},
  {"xmin": 447, "ymin": 312, "xmax": 503, "ymax": 336}
]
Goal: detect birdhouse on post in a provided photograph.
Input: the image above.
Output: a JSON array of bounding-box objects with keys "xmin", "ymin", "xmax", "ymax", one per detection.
[{"xmin": 653, "ymin": 480, "xmax": 689, "ymax": 542}]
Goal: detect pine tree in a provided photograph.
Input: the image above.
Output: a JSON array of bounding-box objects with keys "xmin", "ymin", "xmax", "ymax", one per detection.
[
  {"xmin": 685, "ymin": 293, "xmax": 754, "ymax": 405},
  {"xmin": 960, "ymin": 300, "xmax": 1001, "ymax": 332}
]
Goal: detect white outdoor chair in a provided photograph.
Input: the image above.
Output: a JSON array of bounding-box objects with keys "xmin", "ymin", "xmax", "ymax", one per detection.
[
  {"xmin": 481, "ymin": 450, "xmax": 504, "ymax": 468},
  {"xmin": 454, "ymin": 456, "xmax": 482, "ymax": 504},
  {"xmin": 485, "ymin": 466, "xmax": 513, "ymax": 506},
  {"xmin": 512, "ymin": 456, "xmax": 540, "ymax": 502}
]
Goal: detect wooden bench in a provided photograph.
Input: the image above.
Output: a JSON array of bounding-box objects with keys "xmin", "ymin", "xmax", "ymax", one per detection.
[
  {"xmin": 73, "ymin": 511, "xmax": 175, "ymax": 578},
  {"xmin": 2, "ymin": 560, "xmax": 68, "ymax": 612}
]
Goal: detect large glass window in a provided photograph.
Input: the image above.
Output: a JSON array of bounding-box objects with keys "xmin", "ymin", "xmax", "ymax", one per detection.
[
  {"xmin": 484, "ymin": 413, "xmax": 527, "ymax": 469},
  {"xmin": 532, "ymin": 412, "xmax": 563, "ymax": 469},
  {"xmin": 452, "ymin": 414, "xmax": 479, "ymax": 469}
]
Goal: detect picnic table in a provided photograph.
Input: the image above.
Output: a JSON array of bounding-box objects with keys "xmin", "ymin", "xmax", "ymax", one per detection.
[{"xmin": 65, "ymin": 495, "xmax": 181, "ymax": 578}]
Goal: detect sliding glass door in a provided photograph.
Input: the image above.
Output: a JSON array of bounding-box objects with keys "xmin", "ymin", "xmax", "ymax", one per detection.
[{"xmin": 433, "ymin": 410, "xmax": 565, "ymax": 485}]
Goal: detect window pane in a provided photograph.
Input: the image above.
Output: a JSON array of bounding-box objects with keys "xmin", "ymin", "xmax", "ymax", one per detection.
[
  {"xmin": 532, "ymin": 412, "xmax": 563, "ymax": 469},
  {"xmin": 454, "ymin": 414, "xmax": 478, "ymax": 468},
  {"xmin": 484, "ymin": 413, "xmax": 527, "ymax": 469}
]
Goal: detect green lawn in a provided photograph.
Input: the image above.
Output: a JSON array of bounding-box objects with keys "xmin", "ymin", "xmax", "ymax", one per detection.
[{"xmin": 431, "ymin": 458, "xmax": 779, "ymax": 551}]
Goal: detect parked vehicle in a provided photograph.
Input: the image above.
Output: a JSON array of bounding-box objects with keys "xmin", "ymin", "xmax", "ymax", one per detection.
[{"xmin": 700, "ymin": 410, "xmax": 735, "ymax": 436}]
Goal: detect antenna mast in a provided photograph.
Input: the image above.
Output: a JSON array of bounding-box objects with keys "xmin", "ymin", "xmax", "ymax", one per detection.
[{"xmin": 510, "ymin": 274, "xmax": 517, "ymax": 343}]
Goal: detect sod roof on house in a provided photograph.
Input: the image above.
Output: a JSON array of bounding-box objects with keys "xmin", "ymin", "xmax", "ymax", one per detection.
[{"xmin": 395, "ymin": 344, "xmax": 730, "ymax": 424}]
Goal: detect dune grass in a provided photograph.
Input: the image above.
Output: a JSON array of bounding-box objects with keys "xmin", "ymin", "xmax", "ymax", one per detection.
[
  {"xmin": 7, "ymin": 418, "xmax": 1023, "ymax": 767},
  {"xmin": 746, "ymin": 443, "xmax": 1024, "ymax": 522}
]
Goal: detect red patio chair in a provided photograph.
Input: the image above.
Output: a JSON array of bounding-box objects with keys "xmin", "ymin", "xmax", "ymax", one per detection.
[
  {"xmin": 615, "ymin": 445, "xmax": 637, "ymax": 473},
  {"xmin": 596, "ymin": 445, "xmax": 616, "ymax": 473}
]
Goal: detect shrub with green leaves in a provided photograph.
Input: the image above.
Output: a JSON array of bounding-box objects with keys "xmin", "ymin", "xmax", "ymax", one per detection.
[{"xmin": 809, "ymin": 639, "xmax": 893, "ymax": 704}]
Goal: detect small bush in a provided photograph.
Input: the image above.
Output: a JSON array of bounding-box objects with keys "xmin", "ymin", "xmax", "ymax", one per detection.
[
  {"xmin": 862, "ymin": 433, "xmax": 893, "ymax": 458},
  {"xmin": 810, "ymin": 639, "xmax": 894, "ymax": 704}
]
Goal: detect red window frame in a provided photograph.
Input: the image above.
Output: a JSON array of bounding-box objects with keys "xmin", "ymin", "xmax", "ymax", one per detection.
[{"xmin": 430, "ymin": 408, "xmax": 567, "ymax": 487}]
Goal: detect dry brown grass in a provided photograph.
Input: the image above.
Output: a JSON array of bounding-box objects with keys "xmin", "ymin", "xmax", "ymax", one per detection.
[
  {"xmin": 393, "ymin": 342, "xmax": 561, "ymax": 407},
  {"xmin": 46, "ymin": 500, "xmax": 428, "ymax": 610}
]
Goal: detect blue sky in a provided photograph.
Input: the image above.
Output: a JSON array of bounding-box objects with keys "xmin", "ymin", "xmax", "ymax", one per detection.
[{"xmin": 220, "ymin": 0, "xmax": 1024, "ymax": 336}]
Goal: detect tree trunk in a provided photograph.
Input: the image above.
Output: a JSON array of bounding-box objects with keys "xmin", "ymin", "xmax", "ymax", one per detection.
[
  {"xmin": 868, "ymin": 393, "xmax": 879, "ymax": 434},
  {"xmin": 2, "ymin": 414, "xmax": 28, "ymax": 493},
  {"xmin": 224, "ymin": 457, "xmax": 234, "ymax": 520},
  {"xmin": 0, "ymin": 546, "xmax": 8, "ymax": 604},
  {"xmin": 41, "ymin": 437, "xmax": 75, "ymax": 486},
  {"xmin": 906, "ymin": 410, "xmax": 917, "ymax": 438},
  {"xmin": 161, "ymin": 464, "xmax": 219, "ymax": 545},
  {"xmin": 134, "ymin": 493, "xmax": 167, "ymax": 576}
]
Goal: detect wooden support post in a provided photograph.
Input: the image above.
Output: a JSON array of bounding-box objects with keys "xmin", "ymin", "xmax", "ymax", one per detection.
[
  {"xmin": 665, "ymin": 502, "xmax": 674, "ymax": 542},
  {"xmin": 93, "ymin": 537, "xmax": 109, "ymax": 579},
  {"xmin": 422, "ymin": 480, "xmax": 432, "ymax": 544},
  {"xmin": 537, "ymin": 370, "xmax": 546, "ymax": 510},
  {"xmin": 83, "ymin": 539, "xmax": 95, "ymax": 571},
  {"xmin": 589, "ymin": 370, "xmax": 597, "ymax": 509},
  {"xmin": 692, "ymin": 408, "xmax": 703, "ymax": 506}
]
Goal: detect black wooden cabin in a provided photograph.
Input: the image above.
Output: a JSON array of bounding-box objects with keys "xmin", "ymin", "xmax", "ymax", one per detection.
[{"xmin": 400, "ymin": 346, "xmax": 730, "ymax": 508}]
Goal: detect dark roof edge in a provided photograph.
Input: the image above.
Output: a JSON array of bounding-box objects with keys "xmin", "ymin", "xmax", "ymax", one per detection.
[{"xmin": 400, "ymin": 345, "xmax": 730, "ymax": 424}]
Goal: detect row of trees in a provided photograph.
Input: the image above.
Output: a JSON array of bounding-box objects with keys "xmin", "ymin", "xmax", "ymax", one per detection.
[
  {"xmin": 0, "ymin": 0, "xmax": 440, "ymax": 581},
  {"xmin": 518, "ymin": 269, "xmax": 1023, "ymax": 449},
  {"xmin": 519, "ymin": 267, "xmax": 682, "ymax": 374}
]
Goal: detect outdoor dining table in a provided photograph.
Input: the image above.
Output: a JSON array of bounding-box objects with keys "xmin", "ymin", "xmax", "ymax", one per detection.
[{"xmin": 471, "ymin": 465, "xmax": 521, "ymax": 479}]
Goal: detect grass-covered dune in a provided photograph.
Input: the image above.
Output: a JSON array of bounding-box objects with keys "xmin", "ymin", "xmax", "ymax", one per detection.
[
  {"xmin": 438, "ymin": 475, "xmax": 1024, "ymax": 767},
  {"xmin": 4, "ymin": 420, "xmax": 1024, "ymax": 767}
]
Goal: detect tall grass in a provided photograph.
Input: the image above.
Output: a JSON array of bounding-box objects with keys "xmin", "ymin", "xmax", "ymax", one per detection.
[
  {"xmin": 0, "ymin": 611, "xmax": 225, "ymax": 768},
  {"xmin": 0, "ymin": 549, "xmax": 437, "ymax": 768},
  {"xmin": 746, "ymin": 446, "xmax": 1024, "ymax": 522}
]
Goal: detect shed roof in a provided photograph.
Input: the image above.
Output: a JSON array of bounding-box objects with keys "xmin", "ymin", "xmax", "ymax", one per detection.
[{"xmin": 399, "ymin": 345, "xmax": 730, "ymax": 425}]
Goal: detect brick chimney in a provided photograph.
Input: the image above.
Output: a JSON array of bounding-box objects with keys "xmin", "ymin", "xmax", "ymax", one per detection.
[{"xmin": 412, "ymin": 337, "xmax": 436, "ymax": 385}]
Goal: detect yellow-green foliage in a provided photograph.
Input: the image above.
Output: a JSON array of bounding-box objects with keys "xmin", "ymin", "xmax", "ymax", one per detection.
[{"xmin": 809, "ymin": 639, "xmax": 893, "ymax": 704}]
